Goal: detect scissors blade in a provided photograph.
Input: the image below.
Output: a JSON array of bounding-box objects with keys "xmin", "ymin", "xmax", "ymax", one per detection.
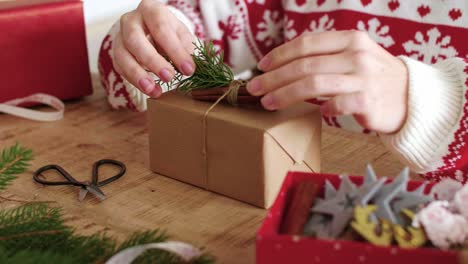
[
  {"xmin": 85, "ymin": 185, "xmax": 107, "ymax": 201},
  {"xmin": 78, "ymin": 188, "xmax": 88, "ymax": 202}
]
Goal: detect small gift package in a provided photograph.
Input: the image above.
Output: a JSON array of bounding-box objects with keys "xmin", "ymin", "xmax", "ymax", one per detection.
[
  {"xmin": 147, "ymin": 91, "xmax": 321, "ymax": 208},
  {"xmin": 257, "ymin": 168, "xmax": 465, "ymax": 264},
  {"xmin": 0, "ymin": 0, "xmax": 92, "ymax": 103}
]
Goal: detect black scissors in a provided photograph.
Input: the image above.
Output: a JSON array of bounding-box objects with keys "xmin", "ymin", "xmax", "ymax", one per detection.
[{"xmin": 33, "ymin": 159, "xmax": 126, "ymax": 201}]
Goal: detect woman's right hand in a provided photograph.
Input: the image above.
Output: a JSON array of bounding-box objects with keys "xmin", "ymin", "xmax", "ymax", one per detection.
[{"xmin": 112, "ymin": 0, "xmax": 196, "ymax": 98}]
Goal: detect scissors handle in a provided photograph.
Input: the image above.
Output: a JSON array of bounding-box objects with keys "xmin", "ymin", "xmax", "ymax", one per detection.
[
  {"xmin": 92, "ymin": 159, "xmax": 126, "ymax": 187},
  {"xmin": 33, "ymin": 164, "xmax": 86, "ymax": 187}
]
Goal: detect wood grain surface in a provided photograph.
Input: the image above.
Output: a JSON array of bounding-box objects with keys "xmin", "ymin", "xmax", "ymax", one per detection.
[{"xmin": 0, "ymin": 76, "xmax": 404, "ymax": 263}]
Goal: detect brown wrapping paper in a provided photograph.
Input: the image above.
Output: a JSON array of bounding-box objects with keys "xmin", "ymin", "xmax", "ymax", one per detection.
[{"xmin": 147, "ymin": 91, "xmax": 321, "ymax": 208}]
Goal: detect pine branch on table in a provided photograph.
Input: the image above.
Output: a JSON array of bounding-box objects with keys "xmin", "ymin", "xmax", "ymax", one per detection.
[{"xmin": 0, "ymin": 143, "xmax": 33, "ymax": 191}]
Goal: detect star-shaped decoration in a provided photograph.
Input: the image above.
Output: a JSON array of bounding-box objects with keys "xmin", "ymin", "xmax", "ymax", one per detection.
[
  {"xmin": 391, "ymin": 182, "xmax": 433, "ymax": 225},
  {"xmin": 303, "ymin": 199, "xmax": 334, "ymax": 238},
  {"xmin": 303, "ymin": 181, "xmax": 337, "ymax": 238},
  {"xmin": 311, "ymin": 175, "xmax": 386, "ymax": 238},
  {"xmin": 372, "ymin": 167, "xmax": 409, "ymax": 224}
]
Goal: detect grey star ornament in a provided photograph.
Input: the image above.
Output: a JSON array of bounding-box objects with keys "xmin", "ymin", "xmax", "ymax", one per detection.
[
  {"xmin": 303, "ymin": 199, "xmax": 334, "ymax": 238},
  {"xmin": 303, "ymin": 181, "xmax": 337, "ymax": 238},
  {"xmin": 391, "ymin": 182, "xmax": 433, "ymax": 225},
  {"xmin": 364, "ymin": 164, "xmax": 378, "ymax": 184},
  {"xmin": 372, "ymin": 167, "xmax": 409, "ymax": 224},
  {"xmin": 364, "ymin": 165, "xmax": 383, "ymax": 223},
  {"xmin": 311, "ymin": 175, "xmax": 386, "ymax": 238}
]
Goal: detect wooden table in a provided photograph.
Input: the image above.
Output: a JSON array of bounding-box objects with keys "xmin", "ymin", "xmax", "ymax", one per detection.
[{"xmin": 0, "ymin": 76, "xmax": 403, "ymax": 264}]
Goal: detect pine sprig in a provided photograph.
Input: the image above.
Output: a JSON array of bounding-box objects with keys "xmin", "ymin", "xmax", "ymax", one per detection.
[
  {"xmin": 178, "ymin": 40, "xmax": 234, "ymax": 92},
  {"xmin": 0, "ymin": 202, "xmax": 215, "ymax": 263},
  {"xmin": 156, "ymin": 40, "xmax": 235, "ymax": 93},
  {"xmin": 0, "ymin": 143, "xmax": 33, "ymax": 191}
]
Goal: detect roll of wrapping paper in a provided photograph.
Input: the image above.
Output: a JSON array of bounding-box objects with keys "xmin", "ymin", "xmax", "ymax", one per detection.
[{"xmin": 281, "ymin": 181, "xmax": 319, "ymax": 235}]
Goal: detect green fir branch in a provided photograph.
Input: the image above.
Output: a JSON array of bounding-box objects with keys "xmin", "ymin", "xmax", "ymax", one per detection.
[
  {"xmin": 0, "ymin": 143, "xmax": 33, "ymax": 191},
  {"xmin": 0, "ymin": 202, "xmax": 215, "ymax": 263},
  {"xmin": 178, "ymin": 40, "xmax": 234, "ymax": 92},
  {"xmin": 155, "ymin": 40, "xmax": 235, "ymax": 93}
]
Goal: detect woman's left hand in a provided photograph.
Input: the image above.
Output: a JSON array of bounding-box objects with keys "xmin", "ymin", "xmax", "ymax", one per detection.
[{"xmin": 246, "ymin": 30, "xmax": 409, "ymax": 134}]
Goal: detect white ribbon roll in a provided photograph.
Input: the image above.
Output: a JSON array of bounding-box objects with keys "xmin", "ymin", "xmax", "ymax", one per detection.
[
  {"xmin": 0, "ymin": 93, "xmax": 65, "ymax": 122},
  {"xmin": 105, "ymin": 241, "xmax": 202, "ymax": 264}
]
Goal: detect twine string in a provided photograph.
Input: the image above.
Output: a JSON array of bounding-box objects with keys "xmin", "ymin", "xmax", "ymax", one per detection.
[{"xmin": 201, "ymin": 80, "xmax": 245, "ymax": 187}]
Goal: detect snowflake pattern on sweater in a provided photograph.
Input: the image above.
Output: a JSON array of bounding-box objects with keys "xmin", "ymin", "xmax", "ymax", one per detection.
[{"xmin": 98, "ymin": 0, "xmax": 468, "ymax": 183}]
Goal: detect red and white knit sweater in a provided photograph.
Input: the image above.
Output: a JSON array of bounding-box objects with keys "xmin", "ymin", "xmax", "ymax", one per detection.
[{"xmin": 98, "ymin": 0, "xmax": 468, "ymax": 183}]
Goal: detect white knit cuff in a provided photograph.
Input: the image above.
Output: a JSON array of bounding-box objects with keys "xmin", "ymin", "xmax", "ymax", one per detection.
[{"xmin": 380, "ymin": 56, "xmax": 465, "ymax": 173}]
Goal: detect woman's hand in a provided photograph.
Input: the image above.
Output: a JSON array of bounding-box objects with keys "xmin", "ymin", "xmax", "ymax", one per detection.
[
  {"xmin": 247, "ymin": 30, "xmax": 409, "ymax": 134},
  {"xmin": 112, "ymin": 0, "xmax": 196, "ymax": 98}
]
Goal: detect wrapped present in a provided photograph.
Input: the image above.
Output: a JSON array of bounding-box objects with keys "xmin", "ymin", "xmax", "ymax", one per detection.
[
  {"xmin": 0, "ymin": 0, "xmax": 92, "ymax": 103},
  {"xmin": 147, "ymin": 91, "xmax": 321, "ymax": 208},
  {"xmin": 256, "ymin": 171, "xmax": 461, "ymax": 264}
]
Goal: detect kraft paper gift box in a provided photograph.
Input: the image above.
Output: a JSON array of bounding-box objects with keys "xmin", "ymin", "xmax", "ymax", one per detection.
[
  {"xmin": 256, "ymin": 171, "xmax": 461, "ymax": 264},
  {"xmin": 147, "ymin": 91, "xmax": 321, "ymax": 208},
  {"xmin": 0, "ymin": 0, "xmax": 92, "ymax": 103}
]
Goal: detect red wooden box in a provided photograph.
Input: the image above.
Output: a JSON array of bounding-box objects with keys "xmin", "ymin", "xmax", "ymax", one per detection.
[
  {"xmin": 0, "ymin": 0, "xmax": 92, "ymax": 103},
  {"xmin": 256, "ymin": 171, "xmax": 460, "ymax": 264}
]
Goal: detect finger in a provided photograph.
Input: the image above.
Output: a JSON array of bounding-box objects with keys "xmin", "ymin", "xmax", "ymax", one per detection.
[
  {"xmin": 247, "ymin": 52, "xmax": 355, "ymax": 96},
  {"xmin": 258, "ymin": 30, "xmax": 370, "ymax": 71},
  {"xmin": 120, "ymin": 12, "xmax": 175, "ymax": 83},
  {"xmin": 113, "ymin": 36, "xmax": 162, "ymax": 98},
  {"xmin": 320, "ymin": 92, "xmax": 367, "ymax": 116},
  {"xmin": 177, "ymin": 26, "xmax": 196, "ymax": 54},
  {"xmin": 260, "ymin": 74, "xmax": 361, "ymax": 111},
  {"xmin": 141, "ymin": 5, "xmax": 195, "ymax": 76}
]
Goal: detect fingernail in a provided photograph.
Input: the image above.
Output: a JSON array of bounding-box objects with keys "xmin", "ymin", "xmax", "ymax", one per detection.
[
  {"xmin": 258, "ymin": 56, "xmax": 271, "ymax": 70},
  {"xmin": 150, "ymin": 85, "xmax": 162, "ymax": 98},
  {"xmin": 159, "ymin": 68, "xmax": 173, "ymax": 83},
  {"xmin": 138, "ymin": 78, "xmax": 155, "ymax": 94},
  {"xmin": 181, "ymin": 61, "xmax": 195, "ymax": 75},
  {"xmin": 247, "ymin": 79, "xmax": 261, "ymax": 95},
  {"xmin": 261, "ymin": 94, "xmax": 277, "ymax": 110}
]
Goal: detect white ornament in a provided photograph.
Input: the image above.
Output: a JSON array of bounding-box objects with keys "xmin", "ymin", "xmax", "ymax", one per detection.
[
  {"xmin": 307, "ymin": 14, "xmax": 335, "ymax": 33},
  {"xmin": 430, "ymin": 177, "xmax": 464, "ymax": 200},
  {"xmin": 403, "ymin": 27, "xmax": 458, "ymax": 64},
  {"xmin": 256, "ymin": 10, "xmax": 283, "ymax": 47},
  {"xmin": 413, "ymin": 201, "xmax": 467, "ymax": 249},
  {"xmin": 454, "ymin": 184, "xmax": 468, "ymax": 218},
  {"xmin": 356, "ymin": 18, "xmax": 394, "ymax": 48}
]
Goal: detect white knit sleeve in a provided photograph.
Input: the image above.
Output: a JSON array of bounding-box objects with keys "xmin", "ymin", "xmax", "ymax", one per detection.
[{"xmin": 379, "ymin": 56, "xmax": 467, "ymax": 173}]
